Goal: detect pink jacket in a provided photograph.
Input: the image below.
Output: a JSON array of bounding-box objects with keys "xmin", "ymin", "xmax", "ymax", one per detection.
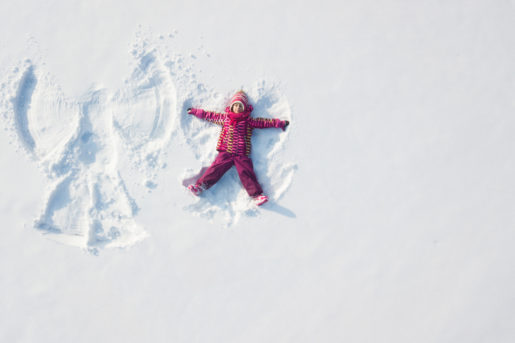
[{"xmin": 189, "ymin": 108, "xmax": 287, "ymax": 156}]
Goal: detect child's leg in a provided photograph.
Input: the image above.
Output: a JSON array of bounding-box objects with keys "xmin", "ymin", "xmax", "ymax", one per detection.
[
  {"xmin": 196, "ymin": 152, "xmax": 234, "ymax": 190},
  {"xmin": 234, "ymin": 155, "xmax": 263, "ymax": 197}
]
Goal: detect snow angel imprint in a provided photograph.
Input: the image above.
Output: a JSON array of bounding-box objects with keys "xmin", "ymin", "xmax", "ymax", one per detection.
[{"xmin": 186, "ymin": 90, "xmax": 290, "ymax": 206}]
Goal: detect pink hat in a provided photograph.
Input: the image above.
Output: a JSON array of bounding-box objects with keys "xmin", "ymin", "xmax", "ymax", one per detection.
[{"xmin": 229, "ymin": 91, "xmax": 252, "ymax": 112}]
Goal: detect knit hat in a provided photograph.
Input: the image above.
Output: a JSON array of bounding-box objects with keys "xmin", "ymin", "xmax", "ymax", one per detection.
[{"xmin": 229, "ymin": 91, "xmax": 252, "ymax": 112}]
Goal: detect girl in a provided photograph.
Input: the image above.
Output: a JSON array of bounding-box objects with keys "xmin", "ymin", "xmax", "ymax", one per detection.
[{"xmin": 186, "ymin": 90, "xmax": 289, "ymax": 206}]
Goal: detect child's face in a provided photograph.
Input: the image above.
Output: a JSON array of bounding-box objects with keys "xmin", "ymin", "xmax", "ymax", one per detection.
[{"xmin": 231, "ymin": 102, "xmax": 244, "ymax": 113}]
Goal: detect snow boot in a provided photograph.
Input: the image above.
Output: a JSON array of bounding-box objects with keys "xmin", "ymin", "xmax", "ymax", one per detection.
[
  {"xmin": 253, "ymin": 194, "xmax": 268, "ymax": 206},
  {"xmin": 187, "ymin": 184, "xmax": 204, "ymax": 196}
]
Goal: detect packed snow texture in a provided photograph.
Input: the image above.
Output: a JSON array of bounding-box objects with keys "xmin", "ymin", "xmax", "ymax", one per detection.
[{"xmin": 0, "ymin": 35, "xmax": 294, "ymax": 251}]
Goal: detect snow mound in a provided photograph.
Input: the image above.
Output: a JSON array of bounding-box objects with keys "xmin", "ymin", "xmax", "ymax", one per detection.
[
  {"xmin": 0, "ymin": 39, "xmax": 180, "ymax": 253},
  {"xmin": 179, "ymin": 82, "xmax": 296, "ymax": 226}
]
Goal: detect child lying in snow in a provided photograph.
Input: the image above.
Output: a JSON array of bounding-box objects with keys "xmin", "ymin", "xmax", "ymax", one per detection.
[{"xmin": 186, "ymin": 90, "xmax": 289, "ymax": 206}]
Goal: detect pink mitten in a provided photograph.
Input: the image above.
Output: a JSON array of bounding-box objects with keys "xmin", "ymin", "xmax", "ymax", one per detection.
[{"xmin": 187, "ymin": 108, "xmax": 203, "ymax": 116}]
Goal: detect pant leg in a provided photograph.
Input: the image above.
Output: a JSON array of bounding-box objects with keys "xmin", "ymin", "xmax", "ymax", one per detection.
[
  {"xmin": 196, "ymin": 152, "xmax": 235, "ymax": 190},
  {"xmin": 234, "ymin": 155, "xmax": 263, "ymax": 197}
]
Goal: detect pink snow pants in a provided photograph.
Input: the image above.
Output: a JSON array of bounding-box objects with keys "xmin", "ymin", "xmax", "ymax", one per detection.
[{"xmin": 196, "ymin": 151, "xmax": 263, "ymax": 196}]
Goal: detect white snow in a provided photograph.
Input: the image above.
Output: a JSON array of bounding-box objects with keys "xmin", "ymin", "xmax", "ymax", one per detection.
[{"xmin": 1, "ymin": 0, "xmax": 515, "ymax": 342}]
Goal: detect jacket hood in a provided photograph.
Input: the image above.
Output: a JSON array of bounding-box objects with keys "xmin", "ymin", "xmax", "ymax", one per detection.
[{"xmin": 226, "ymin": 90, "xmax": 253, "ymax": 113}]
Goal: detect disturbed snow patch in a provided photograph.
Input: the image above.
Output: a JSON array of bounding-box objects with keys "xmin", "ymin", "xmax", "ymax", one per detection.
[
  {"xmin": 0, "ymin": 33, "xmax": 296, "ymax": 249},
  {"xmin": 0, "ymin": 43, "xmax": 179, "ymax": 253},
  {"xmin": 179, "ymin": 82, "xmax": 296, "ymax": 227}
]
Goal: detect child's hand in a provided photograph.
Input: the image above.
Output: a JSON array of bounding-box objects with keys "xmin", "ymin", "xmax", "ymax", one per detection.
[
  {"xmin": 188, "ymin": 108, "xmax": 205, "ymax": 117},
  {"xmin": 188, "ymin": 108, "xmax": 201, "ymax": 115},
  {"xmin": 282, "ymin": 120, "xmax": 290, "ymax": 131}
]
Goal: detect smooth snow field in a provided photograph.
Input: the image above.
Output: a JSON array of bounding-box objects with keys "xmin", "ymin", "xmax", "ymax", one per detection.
[{"xmin": 1, "ymin": 1, "xmax": 515, "ymax": 342}]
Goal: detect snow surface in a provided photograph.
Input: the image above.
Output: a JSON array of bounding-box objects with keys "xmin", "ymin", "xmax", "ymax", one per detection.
[{"xmin": 1, "ymin": 0, "xmax": 515, "ymax": 342}]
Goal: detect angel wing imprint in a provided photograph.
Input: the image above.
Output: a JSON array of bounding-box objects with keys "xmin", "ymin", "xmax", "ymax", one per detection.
[{"xmin": 1, "ymin": 48, "xmax": 178, "ymax": 253}]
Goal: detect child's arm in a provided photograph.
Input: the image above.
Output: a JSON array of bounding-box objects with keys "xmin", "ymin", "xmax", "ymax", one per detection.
[
  {"xmin": 249, "ymin": 117, "xmax": 290, "ymax": 131},
  {"xmin": 187, "ymin": 108, "xmax": 227, "ymax": 126}
]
